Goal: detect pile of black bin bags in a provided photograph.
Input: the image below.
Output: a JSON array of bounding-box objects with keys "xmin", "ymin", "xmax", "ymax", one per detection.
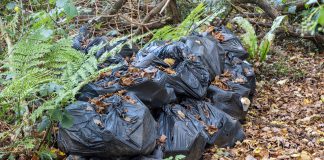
[{"xmin": 58, "ymin": 26, "xmax": 256, "ymax": 160}]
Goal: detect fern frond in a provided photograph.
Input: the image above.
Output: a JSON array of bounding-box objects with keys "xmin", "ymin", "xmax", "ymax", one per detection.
[
  {"xmin": 232, "ymin": 17, "xmax": 258, "ymax": 58},
  {"xmin": 259, "ymin": 15, "xmax": 286, "ymax": 61}
]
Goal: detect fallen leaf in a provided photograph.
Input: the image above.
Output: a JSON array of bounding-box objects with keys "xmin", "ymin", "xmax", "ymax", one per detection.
[
  {"xmin": 206, "ymin": 125, "xmax": 218, "ymax": 135},
  {"xmin": 159, "ymin": 134, "xmax": 167, "ymax": 143},
  {"xmin": 277, "ymin": 79, "xmax": 288, "ymax": 85},
  {"xmin": 123, "ymin": 95, "xmax": 137, "ymax": 104},
  {"xmin": 93, "ymin": 119, "xmax": 103, "ymax": 127},
  {"xmin": 164, "ymin": 68, "xmax": 176, "ymax": 75},
  {"xmin": 124, "ymin": 117, "xmax": 131, "ymax": 122},
  {"xmin": 211, "ymin": 76, "xmax": 230, "ymax": 90},
  {"xmin": 213, "ymin": 31, "xmax": 225, "ymax": 42},
  {"xmin": 120, "ymin": 77, "xmax": 134, "ymax": 86},
  {"xmin": 298, "ymin": 150, "xmax": 312, "ymax": 160},
  {"xmin": 163, "ymin": 58, "xmax": 175, "ymax": 66}
]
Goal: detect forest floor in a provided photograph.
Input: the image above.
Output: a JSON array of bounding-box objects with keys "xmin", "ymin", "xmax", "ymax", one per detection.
[{"xmin": 204, "ymin": 40, "xmax": 324, "ymax": 160}]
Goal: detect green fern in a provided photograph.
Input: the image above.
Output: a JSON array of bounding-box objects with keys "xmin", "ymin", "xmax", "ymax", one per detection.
[
  {"xmin": 232, "ymin": 17, "xmax": 258, "ymax": 58},
  {"xmin": 259, "ymin": 16, "xmax": 286, "ymax": 61},
  {"xmin": 232, "ymin": 16, "xmax": 286, "ymax": 61}
]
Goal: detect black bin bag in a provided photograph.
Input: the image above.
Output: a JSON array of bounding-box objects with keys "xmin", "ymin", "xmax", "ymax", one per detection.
[
  {"xmin": 224, "ymin": 57, "xmax": 256, "ymax": 99},
  {"xmin": 58, "ymin": 93, "xmax": 158, "ymax": 158},
  {"xmin": 215, "ymin": 26, "xmax": 248, "ymax": 60},
  {"xmin": 181, "ymin": 33, "xmax": 226, "ymax": 77},
  {"xmin": 77, "ymin": 65, "xmax": 177, "ymax": 108},
  {"xmin": 181, "ymin": 99, "xmax": 245, "ymax": 147},
  {"xmin": 207, "ymin": 85, "xmax": 247, "ymax": 121},
  {"xmin": 163, "ymin": 60, "xmax": 210, "ymax": 99},
  {"xmin": 157, "ymin": 105, "xmax": 207, "ymax": 160},
  {"xmin": 133, "ymin": 40, "xmax": 211, "ymax": 99}
]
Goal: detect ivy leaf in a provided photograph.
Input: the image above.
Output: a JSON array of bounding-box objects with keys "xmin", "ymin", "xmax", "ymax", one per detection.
[
  {"xmin": 64, "ymin": 3, "xmax": 78, "ymax": 19},
  {"xmin": 61, "ymin": 112, "xmax": 74, "ymax": 129},
  {"xmin": 37, "ymin": 116, "xmax": 51, "ymax": 132}
]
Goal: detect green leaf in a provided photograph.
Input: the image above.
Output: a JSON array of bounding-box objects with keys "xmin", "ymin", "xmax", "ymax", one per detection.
[
  {"xmin": 175, "ymin": 155, "xmax": 186, "ymax": 160},
  {"xmin": 232, "ymin": 17, "xmax": 258, "ymax": 58},
  {"xmin": 259, "ymin": 15, "xmax": 286, "ymax": 61},
  {"xmin": 318, "ymin": 7, "xmax": 324, "ymax": 26},
  {"xmin": 269, "ymin": 15, "xmax": 286, "ymax": 32},
  {"xmin": 259, "ymin": 34, "xmax": 274, "ymax": 61},
  {"xmin": 50, "ymin": 109, "xmax": 63, "ymax": 121},
  {"xmin": 64, "ymin": 3, "xmax": 78, "ymax": 19},
  {"xmin": 61, "ymin": 112, "xmax": 74, "ymax": 129},
  {"xmin": 37, "ymin": 116, "xmax": 51, "ymax": 132},
  {"xmin": 56, "ymin": 0, "xmax": 68, "ymax": 8}
]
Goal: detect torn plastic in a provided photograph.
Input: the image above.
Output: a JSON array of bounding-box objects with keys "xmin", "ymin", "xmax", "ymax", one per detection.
[
  {"xmin": 181, "ymin": 98, "xmax": 245, "ymax": 147},
  {"xmin": 58, "ymin": 93, "xmax": 158, "ymax": 158},
  {"xmin": 157, "ymin": 105, "xmax": 207, "ymax": 160}
]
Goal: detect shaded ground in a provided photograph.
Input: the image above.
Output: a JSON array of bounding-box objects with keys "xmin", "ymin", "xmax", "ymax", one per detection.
[{"xmin": 204, "ymin": 42, "xmax": 324, "ymax": 159}]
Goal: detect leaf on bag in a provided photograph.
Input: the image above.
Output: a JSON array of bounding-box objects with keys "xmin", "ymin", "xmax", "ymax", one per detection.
[
  {"xmin": 243, "ymin": 67, "xmax": 253, "ymax": 75},
  {"xmin": 120, "ymin": 77, "xmax": 134, "ymax": 86},
  {"xmin": 206, "ymin": 125, "xmax": 218, "ymax": 135},
  {"xmin": 114, "ymin": 71, "xmax": 121, "ymax": 77},
  {"xmin": 106, "ymin": 81, "xmax": 115, "ymax": 87},
  {"xmin": 123, "ymin": 95, "xmax": 136, "ymax": 104},
  {"xmin": 233, "ymin": 76, "xmax": 247, "ymax": 83},
  {"xmin": 164, "ymin": 68, "xmax": 176, "ymax": 75},
  {"xmin": 212, "ymin": 76, "xmax": 230, "ymax": 90},
  {"xmin": 128, "ymin": 66, "xmax": 141, "ymax": 73},
  {"xmin": 206, "ymin": 26, "xmax": 215, "ymax": 33},
  {"xmin": 163, "ymin": 58, "xmax": 175, "ymax": 66},
  {"xmin": 213, "ymin": 31, "xmax": 225, "ymax": 42},
  {"xmin": 222, "ymin": 70, "xmax": 232, "ymax": 78},
  {"xmin": 177, "ymin": 110, "xmax": 186, "ymax": 119},
  {"xmin": 90, "ymin": 98, "xmax": 108, "ymax": 108},
  {"xmin": 159, "ymin": 134, "xmax": 167, "ymax": 143},
  {"xmin": 93, "ymin": 119, "xmax": 103, "ymax": 127},
  {"xmin": 98, "ymin": 71, "xmax": 111, "ymax": 79},
  {"xmin": 117, "ymin": 90, "xmax": 127, "ymax": 96},
  {"xmin": 124, "ymin": 117, "xmax": 131, "ymax": 122}
]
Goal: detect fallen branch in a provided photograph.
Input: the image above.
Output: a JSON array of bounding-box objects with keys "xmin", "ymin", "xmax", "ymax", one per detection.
[
  {"xmin": 232, "ymin": 0, "xmax": 279, "ymax": 19},
  {"xmin": 135, "ymin": 0, "xmax": 169, "ymax": 34}
]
